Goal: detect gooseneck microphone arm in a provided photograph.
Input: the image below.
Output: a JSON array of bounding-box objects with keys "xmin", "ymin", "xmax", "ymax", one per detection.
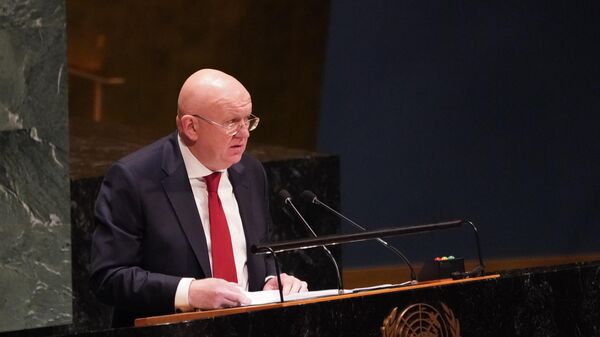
[
  {"xmin": 279, "ymin": 189, "xmax": 343, "ymax": 290},
  {"xmin": 301, "ymin": 190, "xmax": 417, "ymax": 283},
  {"xmin": 450, "ymin": 220, "xmax": 485, "ymax": 279},
  {"xmin": 466, "ymin": 220, "xmax": 485, "ymax": 270}
]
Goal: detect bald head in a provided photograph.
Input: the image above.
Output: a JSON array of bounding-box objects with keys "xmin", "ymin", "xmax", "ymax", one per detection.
[
  {"xmin": 177, "ymin": 69, "xmax": 251, "ymax": 118},
  {"xmin": 176, "ymin": 69, "xmax": 253, "ymax": 170}
]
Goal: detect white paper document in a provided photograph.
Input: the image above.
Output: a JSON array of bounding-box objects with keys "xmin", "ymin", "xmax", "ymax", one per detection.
[
  {"xmin": 243, "ymin": 289, "xmax": 349, "ymax": 306},
  {"xmin": 243, "ymin": 281, "xmax": 414, "ymax": 306},
  {"xmin": 350, "ymin": 280, "xmax": 414, "ymax": 293}
]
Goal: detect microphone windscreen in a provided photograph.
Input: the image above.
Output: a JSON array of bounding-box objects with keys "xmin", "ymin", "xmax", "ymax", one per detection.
[
  {"xmin": 300, "ymin": 190, "xmax": 317, "ymax": 203},
  {"xmin": 278, "ymin": 189, "xmax": 292, "ymax": 201}
]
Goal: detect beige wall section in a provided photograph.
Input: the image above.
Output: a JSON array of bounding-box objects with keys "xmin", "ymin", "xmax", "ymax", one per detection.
[
  {"xmin": 343, "ymin": 254, "xmax": 600, "ymax": 288},
  {"xmin": 66, "ymin": 0, "xmax": 330, "ymax": 150}
]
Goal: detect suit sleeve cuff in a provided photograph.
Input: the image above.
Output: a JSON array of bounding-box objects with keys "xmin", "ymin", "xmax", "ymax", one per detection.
[
  {"xmin": 264, "ymin": 275, "xmax": 276, "ymax": 283},
  {"xmin": 174, "ymin": 278, "xmax": 195, "ymax": 312}
]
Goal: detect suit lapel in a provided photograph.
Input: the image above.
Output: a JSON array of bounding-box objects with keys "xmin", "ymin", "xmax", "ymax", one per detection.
[
  {"xmin": 161, "ymin": 134, "xmax": 212, "ymax": 278},
  {"xmin": 229, "ymin": 161, "xmax": 258, "ymax": 245},
  {"xmin": 229, "ymin": 159, "xmax": 264, "ymax": 290}
]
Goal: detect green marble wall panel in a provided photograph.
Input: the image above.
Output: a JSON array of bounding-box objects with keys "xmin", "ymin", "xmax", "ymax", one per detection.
[{"xmin": 0, "ymin": 0, "xmax": 71, "ymax": 333}]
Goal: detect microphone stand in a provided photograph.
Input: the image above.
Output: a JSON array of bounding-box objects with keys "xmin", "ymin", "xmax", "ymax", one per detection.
[
  {"xmin": 280, "ymin": 190, "xmax": 344, "ymax": 292},
  {"xmin": 301, "ymin": 190, "xmax": 417, "ymax": 284},
  {"xmin": 253, "ymin": 219, "xmax": 486, "ymax": 282},
  {"xmin": 450, "ymin": 220, "xmax": 485, "ymax": 279},
  {"xmin": 265, "ymin": 247, "xmax": 285, "ymax": 303},
  {"xmin": 253, "ymin": 220, "xmax": 464, "ymax": 254}
]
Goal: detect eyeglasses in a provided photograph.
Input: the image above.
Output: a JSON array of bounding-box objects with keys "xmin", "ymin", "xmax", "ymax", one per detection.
[{"xmin": 189, "ymin": 113, "xmax": 260, "ymax": 136}]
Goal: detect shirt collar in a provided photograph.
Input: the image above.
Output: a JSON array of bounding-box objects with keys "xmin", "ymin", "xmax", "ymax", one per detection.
[{"xmin": 177, "ymin": 134, "xmax": 225, "ymax": 179}]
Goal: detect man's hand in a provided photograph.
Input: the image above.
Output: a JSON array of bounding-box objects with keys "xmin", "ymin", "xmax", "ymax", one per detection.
[
  {"xmin": 188, "ymin": 278, "xmax": 250, "ymax": 309},
  {"xmin": 262, "ymin": 273, "xmax": 308, "ymax": 294}
]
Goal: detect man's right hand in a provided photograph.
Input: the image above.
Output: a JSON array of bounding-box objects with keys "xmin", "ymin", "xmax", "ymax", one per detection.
[{"xmin": 187, "ymin": 278, "xmax": 250, "ymax": 309}]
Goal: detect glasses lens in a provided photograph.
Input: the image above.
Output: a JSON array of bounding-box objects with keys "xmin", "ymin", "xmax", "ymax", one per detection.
[
  {"xmin": 248, "ymin": 117, "xmax": 259, "ymax": 131},
  {"xmin": 223, "ymin": 116, "xmax": 260, "ymax": 136}
]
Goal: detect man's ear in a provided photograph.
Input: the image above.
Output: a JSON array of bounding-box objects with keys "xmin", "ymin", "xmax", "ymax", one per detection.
[{"xmin": 177, "ymin": 115, "xmax": 198, "ymax": 142}]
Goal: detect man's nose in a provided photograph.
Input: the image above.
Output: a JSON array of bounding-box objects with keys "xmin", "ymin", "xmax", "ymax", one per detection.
[{"xmin": 234, "ymin": 124, "xmax": 250, "ymax": 138}]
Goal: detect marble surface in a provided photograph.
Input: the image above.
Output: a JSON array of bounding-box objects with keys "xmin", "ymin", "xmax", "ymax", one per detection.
[
  {"xmin": 264, "ymin": 156, "xmax": 342, "ymax": 291},
  {"xmin": 68, "ymin": 117, "xmax": 331, "ymax": 180},
  {"xmin": 69, "ymin": 177, "xmax": 111, "ymax": 331},
  {"xmin": 2, "ymin": 261, "xmax": 599, "ymax": 337},
  {"xmin": 0, "ymin": 0, "xmax": 71, "ymax": 333}
]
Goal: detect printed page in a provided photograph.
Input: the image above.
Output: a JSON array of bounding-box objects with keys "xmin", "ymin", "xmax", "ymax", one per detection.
[{"xmin": 243, "ymin": 289, "xmax": 348, "ymax": 306}]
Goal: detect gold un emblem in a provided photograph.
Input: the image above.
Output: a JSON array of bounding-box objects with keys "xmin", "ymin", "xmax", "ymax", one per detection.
[{"xmin": 381, "ymin": 303, "xmax": 460, "ymax": 337}]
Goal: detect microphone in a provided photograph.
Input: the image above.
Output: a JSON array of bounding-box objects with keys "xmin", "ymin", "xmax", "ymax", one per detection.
[
  {"xmin": 279, "ymin": 189, "xmax": 343, "ymax": 290},
  {"xmin": 301, "ymin": 190, "xmax": 417, "ymax": 283}
]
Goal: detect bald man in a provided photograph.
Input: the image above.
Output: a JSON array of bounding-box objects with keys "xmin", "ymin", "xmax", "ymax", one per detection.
[{"xmin": 90, "ymin": 69, "xmax": 307, "ymax": 327}]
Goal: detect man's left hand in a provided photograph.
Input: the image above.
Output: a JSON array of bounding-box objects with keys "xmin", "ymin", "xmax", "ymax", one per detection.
[{"xmin": 263, "ymin": 273, "xmax": 308, "ymax": 294}]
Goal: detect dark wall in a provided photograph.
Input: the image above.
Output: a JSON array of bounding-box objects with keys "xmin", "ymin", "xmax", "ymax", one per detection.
[{"xmin": 319, "ymin": 1, "xmax": 600, "ymax": 267}]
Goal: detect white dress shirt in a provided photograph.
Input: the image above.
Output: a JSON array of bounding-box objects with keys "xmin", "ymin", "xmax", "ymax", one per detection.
[{"xmin": 174, "ymin": 135, "xmax": 248, "ymax": 311}]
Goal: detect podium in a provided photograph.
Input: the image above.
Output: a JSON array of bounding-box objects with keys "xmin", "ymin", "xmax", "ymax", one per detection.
[
  {"xmin": 122, "ymin": 261, "xmax": 600, "ymax": 337},
  {"xmin": 3, "ymin": 262, "xmax": 598, "ymax": 337},
  {"xmin": 135, "ymin": 275, "xmax": 498, "ymax": 328}
]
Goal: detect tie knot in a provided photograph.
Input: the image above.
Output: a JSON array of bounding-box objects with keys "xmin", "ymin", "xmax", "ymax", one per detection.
[{"xmin": 204, "ymin": 172, "xmax": 222, "ymax": 192}]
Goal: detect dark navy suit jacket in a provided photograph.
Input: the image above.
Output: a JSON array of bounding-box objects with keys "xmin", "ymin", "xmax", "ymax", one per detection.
[{"xmin": 90, "ymin": 132, "xmax": 275, "ymax": 327}]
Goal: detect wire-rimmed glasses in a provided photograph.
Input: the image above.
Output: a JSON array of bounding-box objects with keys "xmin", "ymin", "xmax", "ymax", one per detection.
[{"xmin": 189, "ymin": 113, "xmax": 260, "ymax": 136}]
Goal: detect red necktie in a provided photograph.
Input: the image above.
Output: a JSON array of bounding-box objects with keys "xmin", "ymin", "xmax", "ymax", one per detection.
[{"xmin": 204, "ymin": 172, "xmax": 238, "ymax": 283}]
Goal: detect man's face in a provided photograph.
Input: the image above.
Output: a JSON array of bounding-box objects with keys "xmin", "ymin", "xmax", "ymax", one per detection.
[{"xmin": 192, "ymin": 94, "xmax": 252, "ymax": 171}]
